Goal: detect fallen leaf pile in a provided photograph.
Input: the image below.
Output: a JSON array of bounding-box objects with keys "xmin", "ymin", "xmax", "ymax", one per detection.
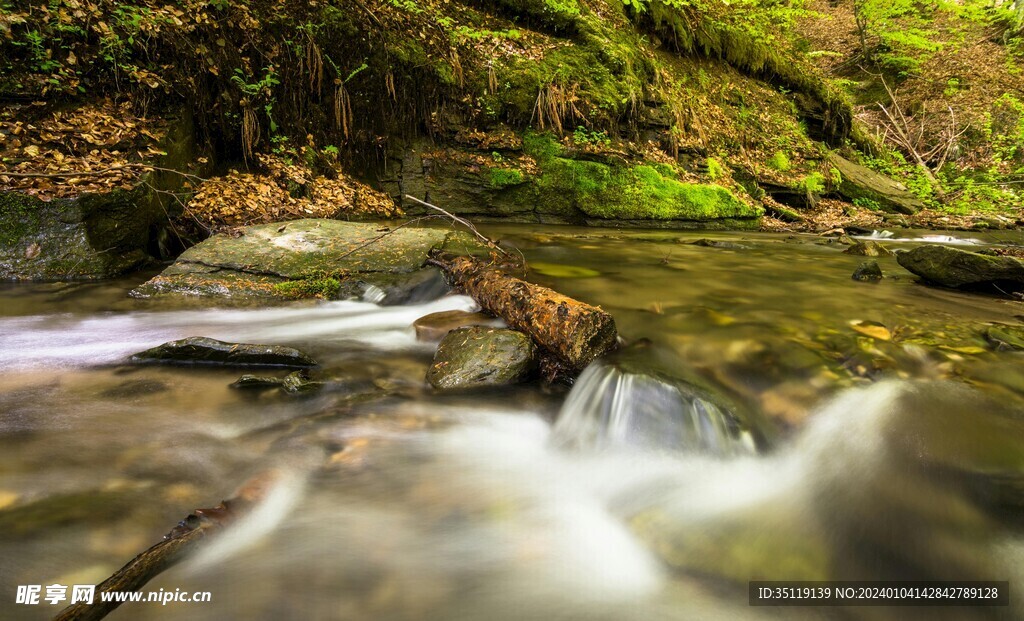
[
  {"xmin": 184, "ymin": 154, "xmax": 401, "ymax": 230},
  {"xmin": 0, "ymin": 100, "xmax": 167, "ymax": 200}
]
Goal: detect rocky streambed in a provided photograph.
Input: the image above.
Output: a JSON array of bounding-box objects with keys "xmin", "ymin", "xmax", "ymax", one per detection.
[{"xmin": 1, "ymin": 221, "xmax": 1024, "ymax": 621}]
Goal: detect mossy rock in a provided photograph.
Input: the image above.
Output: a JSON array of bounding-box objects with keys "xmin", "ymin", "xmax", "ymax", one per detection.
[
  {"xmin": 843, "ymin": 240, "xmax": 894, "ymax": 257},
  {"xmin": 896, "ymin": 245, "xmax": 1024, "ymax": 290},
  {"xmin": 133, "ymin": 220, "xmax": 487, "ymax": 301},
  {"xmin": 827, "ymin": 153, "xmax": 924, "ymax": 215},
  {"xmin": 427, "ymin": 326, "xmax": 535, "ymax": 390}
]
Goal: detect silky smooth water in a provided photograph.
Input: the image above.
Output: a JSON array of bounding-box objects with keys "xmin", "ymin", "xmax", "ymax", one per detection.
[{"xmin": 1, "ymin": 226, "xmax": 1022, "ymax": 620}]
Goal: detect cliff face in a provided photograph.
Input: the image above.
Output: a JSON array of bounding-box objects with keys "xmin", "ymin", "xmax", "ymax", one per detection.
[{"xmin": 7, "ymin": 0, "xmax": 1013, "ymax": 242}]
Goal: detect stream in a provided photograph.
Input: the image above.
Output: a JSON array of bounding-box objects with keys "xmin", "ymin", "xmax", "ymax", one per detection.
[{"xmin": 1, "ymin": 226, "xmax": 1023, "ymax": 620}]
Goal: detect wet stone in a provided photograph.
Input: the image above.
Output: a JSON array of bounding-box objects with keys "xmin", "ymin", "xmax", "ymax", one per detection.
[
  {"xmin": 132, "ymin": 337, "xmax": 317, "ymax": 367},
  {"xmin": 426, "ymin": 327, "xmax": 535, "ymax": 390},
  {"xmin": 843, "ymin": 240, "xmax": 893, "ymax": 257},
  {"xmin": 686, "ymin": 238, "xmax": 751, "ymax": 250},
  {"xmin": 896, "ymin": 245, "xmax": 1024, "ymax": 291},
  {"xmin": 230, "ymin": 371, "xmax": 323, "ymax": 394},
  {"xmin": 852, "ymin": 260, "xmax": 883, "ymax": 282}
]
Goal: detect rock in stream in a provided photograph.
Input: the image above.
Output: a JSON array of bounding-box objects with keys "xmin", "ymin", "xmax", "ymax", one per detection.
[
  {"xmin": 896, "ymin": 245, "xmax": 1024, "ymax": 291},
  {"xmin": 131, "ymin": 337, "xmax": 317, "ymax": 367},
  {"xmin": 426, "ymin": 327, "xmax": 534, "ymax": 390}
]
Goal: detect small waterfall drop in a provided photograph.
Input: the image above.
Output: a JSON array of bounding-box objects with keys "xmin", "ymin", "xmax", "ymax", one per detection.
[{"xmin": 551, "ymin": 343, "xmax": 758, "ymax": 456}]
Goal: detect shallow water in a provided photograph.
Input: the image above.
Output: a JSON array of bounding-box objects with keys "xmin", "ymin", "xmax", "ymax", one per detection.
[{"xmin": 1, "ymin": 226, "xmax": 1023, "ymax": 620}]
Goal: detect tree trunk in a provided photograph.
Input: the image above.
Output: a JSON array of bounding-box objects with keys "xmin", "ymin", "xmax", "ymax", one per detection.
[{"xmin": 432, "ymin": 255, "xmax": 619, "ymax": 372}]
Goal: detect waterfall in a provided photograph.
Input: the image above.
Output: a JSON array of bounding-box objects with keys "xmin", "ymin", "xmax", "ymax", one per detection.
[{"xmin": 551, "ymin": 344, "xmax": 758, "ymax": 456}]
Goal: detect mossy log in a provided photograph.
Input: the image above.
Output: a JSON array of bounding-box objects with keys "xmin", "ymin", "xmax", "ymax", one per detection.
[
  {"xmin": 53, "ymin": 473, "xmax": 276, "ymax": 621},
  {"xmin": 432, "ymin": 255, "xmax": 618, "ymax": 372}
]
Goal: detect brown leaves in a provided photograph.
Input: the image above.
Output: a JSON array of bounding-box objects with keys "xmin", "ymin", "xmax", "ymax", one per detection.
[
  {"xmin": 0, "ymin": 100, "xmax": 167, "ymax": 200},
  {"xmin": 184, "ymin": 154, "xmax": 401, "ymax": 230}
]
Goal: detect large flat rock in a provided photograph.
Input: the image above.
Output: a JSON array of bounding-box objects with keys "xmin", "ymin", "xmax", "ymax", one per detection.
[
  {"xmin": 828, "ymin": 153, "xmax": 924, "ymax": 215},
  {"xmin": 133, "ymin": 219, "xmax": 488, "ymax": 301},
  {"xmin": 896, "ymin": 244, "xmax": 1024, "ymax": 289}
]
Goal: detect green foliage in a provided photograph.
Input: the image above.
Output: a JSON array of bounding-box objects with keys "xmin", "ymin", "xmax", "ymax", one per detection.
[
  {"xmin": 828, "ymin": 166, "xmax": 842, "ymax": 186},
  {"xmin": 799, "ymin": 172, "xmax": 826, "ymax": 195},
  {"xmin": 572, "ymin": 127, "xmax": 610, "ymax": 146},
  {"xmin": 983, "ymin": 93, "xmax": 1024, "ymax": 170},
  {"xmin": 766, "ymin": 151, "xmax": 792, "ymax": 172},
  {"xmin": 705, "ymin": 157, "xmax": 725, "ymax": 180},
  {"xmin": 852, "ymin": 196, "xmax": 881, "ymax": 210},
  {"xmin": 387, "ymin": 0, "xmax": 423, "ymax": 14},
  {"xmin": 943, "ymin": 77, "xmax": 961, "ymax": 97}
]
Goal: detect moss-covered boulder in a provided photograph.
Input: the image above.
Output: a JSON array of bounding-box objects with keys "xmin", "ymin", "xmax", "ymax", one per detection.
[
  {"xmin": 131, "ymin": 337, "xmax": 317, "ymax": 367},
  {"xmin": 896, "ymin": 245, "xmax": 1024, "ymax": 290},
  {"xmin": 132, "ymin": 219, "xmax": 489, "ymax": 302},
  {"xmin": 426, "ymin": 326, "xmax": 535, "ymax": 390},
  {"xmin": 391, "ymin": 136, "xmax": 762, "ymax": 229},
  {"xmin": 827, "ymin": 153, "xmax": 924, "ymax": 215},
  {"xmin": 843, "ymin": 240, "xmax": 894, "ymax": 257}
]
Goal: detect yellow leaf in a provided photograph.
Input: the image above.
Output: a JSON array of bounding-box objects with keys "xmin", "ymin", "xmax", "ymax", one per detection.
[{"xmin": 849, "ymin": 320, "xmax": 891, "ymax": 341}]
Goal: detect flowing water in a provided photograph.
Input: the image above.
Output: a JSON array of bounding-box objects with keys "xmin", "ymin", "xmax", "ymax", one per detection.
[{"xmin": 1, "ymin": 226, "xmax": 1023, "ymax": 620}]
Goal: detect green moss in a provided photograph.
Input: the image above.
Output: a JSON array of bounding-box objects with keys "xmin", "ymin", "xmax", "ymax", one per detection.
[
  {"xmin": 488, "ymin": 167, "xmax": 525, "ymax": 188},
  {"xmin": 489, "ymin": 0, "xmax": 582, "ymax": 31},
  {"xmin": 799, "ymin": 172, "xmax": 826, "ymax": 195},
  {"xmin": 273, "ymin": 275, "xmax": 342, "ymax": 299},
  {"xmin": 766, "ymin": 151, "xmax": 792, "ymax": 172},
  {"xmin": 523, "ymin": 132, "xmax": 564, "ymax": 160},
  {"xmin": 0, "ymin": 192, "xmax": 41, "ymax": 246},
  {"xmin": 706, "ymin": 157, "xmax": 726, "ymax": 180},
  {"xmin": 535, "ymin": 157, "xmax": 760, "ymax": 221}
]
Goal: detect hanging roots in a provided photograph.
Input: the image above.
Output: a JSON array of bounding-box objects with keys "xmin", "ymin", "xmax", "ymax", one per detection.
[
  {"xmin": 241, "ymin": 103, "xmax": 259, "ymax": 162},
  {"xmin": 385, "ymin": 71, "xmax": 396, "ymax": 102},
  {"xmin": 487, "ymin": 62, "xmax": 498, "ymax": 95},
  {"xmin": 533, "ymin": 83, "xmax": 580, "ymax": 134},
  {"xmin": 334, "ymin": 81, "xmax": 353, "ymax": 140},
  {"xmin": 306, "ymin": 34, "xmax": 324, "ymax": 94}
]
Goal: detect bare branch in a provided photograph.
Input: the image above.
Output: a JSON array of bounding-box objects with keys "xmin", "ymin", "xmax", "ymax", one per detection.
[{"xmin": 403, "ymin": 195, "xmax": 511, "ymax": 258}]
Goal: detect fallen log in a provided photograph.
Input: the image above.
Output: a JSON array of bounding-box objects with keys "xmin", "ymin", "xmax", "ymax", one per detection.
[
  {"xmin": 53, "ymin": 472, "xmax": 278, "ymax": 621},
  {"xmin": 430, "ymin": 255, "xmax": 618, "ymax": 373}
]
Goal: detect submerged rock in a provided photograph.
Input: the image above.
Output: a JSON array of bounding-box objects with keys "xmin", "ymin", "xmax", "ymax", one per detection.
[
  {"xmin": 230, "ymin": 374, "xmax": 285, "ymax": 389},
  {"xmin": 413, "ymin": 310, "xmax": 499, "ymax": 342},
  {"xmin": 131, "ymin": 219, "xmax": 488, "ymax": 302},
  {"xmin": 896, "ymin": 245, "xmax": 1024, "ymax": 291},
  {"xmin": 426, "ymin": 327, "xmax": 534, "ymax": 390},
  {"xmin": 843, "ymin": 240, "xmax": 893, "ymax": 257},
  {"xmin": 687, "ymin": 238, "xmax": 751, "ymax": 250},
  {"xmin": 132, "ymin": 337, "xmax": 317, "ymax": 367},
  {"xmin": 852, "ymin": 260, "xmax": 883, "ymax": 282},
  {"xmin": 827, "ymin": 153, "xmax": 924, "ymax": 214}
]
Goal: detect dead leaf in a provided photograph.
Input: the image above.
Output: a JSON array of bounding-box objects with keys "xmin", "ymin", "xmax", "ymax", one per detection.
[{"xmin": 849, "ymin": 320, "xmax": 891, "ymax": 341}]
